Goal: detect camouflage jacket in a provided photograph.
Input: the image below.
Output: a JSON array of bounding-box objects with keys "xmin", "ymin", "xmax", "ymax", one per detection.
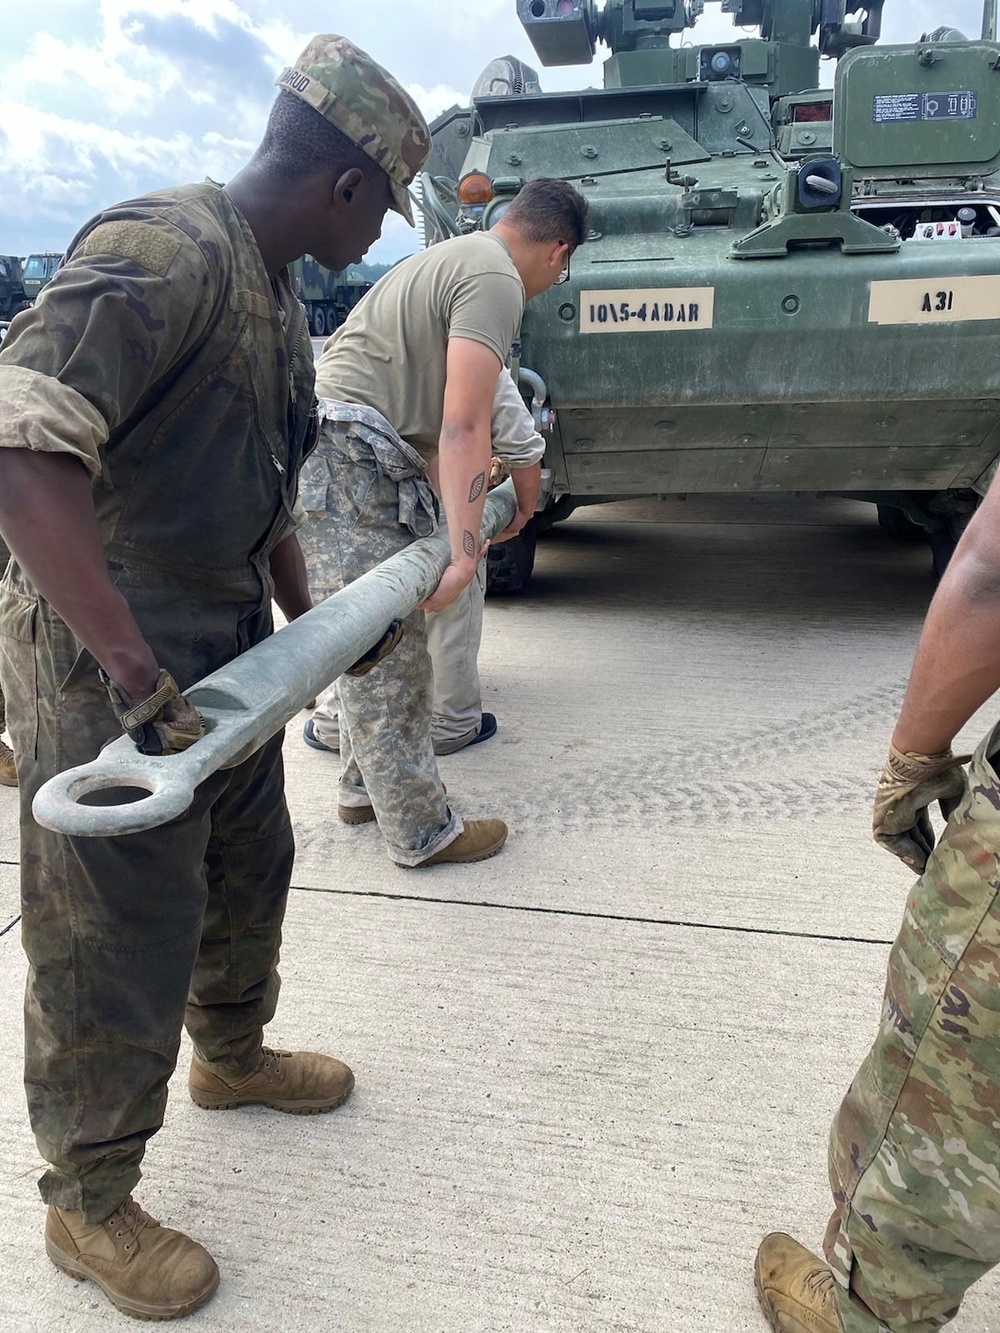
[{"xmin": 0, "ymin": 181, "xmax": 316, "ymax": 587}]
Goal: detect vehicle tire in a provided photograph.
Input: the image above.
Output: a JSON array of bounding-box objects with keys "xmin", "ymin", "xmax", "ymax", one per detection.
[
  {"xmin": 930, "ymin": 511, "xmax": 975, "ymax": 580},
  {"xmin": 486, "ymin": 519, "xmax": 537, "ymax": 596},
  {"xmin": 310, "ymin": 307, "xmax": 326, "ymax": 337},
  {"xmin": 876, "ymin": 503, "xmax": 926, "ymax": 543},
  {"xmin": 325, "ymin": 306, "xmax": 339, "ymax": 333}
]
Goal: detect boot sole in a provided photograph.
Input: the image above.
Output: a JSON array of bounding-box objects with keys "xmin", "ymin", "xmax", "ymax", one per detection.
[
  {"xmin": 189, "ymin": 1073, "xmax": 355, "ymax": 1115},
  {"xmin": 338, "ymin": 805, "xmax": 376, "ymax": 825},
  {"xmin": 400, "ymin": 832, "xmax": 508, "ymax": 868},
  {"xmin": 46, "ymin": 1239, "xmax": 220, "ymax": 1321}
]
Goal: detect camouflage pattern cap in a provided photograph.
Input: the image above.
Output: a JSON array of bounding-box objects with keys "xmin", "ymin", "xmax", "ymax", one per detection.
[{"xmin": 276, "ymin": 35, "xmax": 430, "ymax": 226}]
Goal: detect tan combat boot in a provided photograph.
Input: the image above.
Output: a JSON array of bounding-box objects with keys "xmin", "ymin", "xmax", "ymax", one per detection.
[
  {"xmin": 403, "ymin": 818, "xmax": 508, "ymax": 868},
  {"xmin": 338, "ymin": 801, "xmax": 376, "ymax": 825},
  {"xmin": 755, "ymin": 1233, "xmax": 843, "ymax": 1332},
  {"xmin": 189, "ymin": 1046, "xmax": 355, "ymax": 1114},
  {"xmin": 0, "ymin": 738, "xmax": 17, "ymax": 787},
  {"xmin": 45, "ymin": 1196, "xmax": 219, "ymax": 1320}
]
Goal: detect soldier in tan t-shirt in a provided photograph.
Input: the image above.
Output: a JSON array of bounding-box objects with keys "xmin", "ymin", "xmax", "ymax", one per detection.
[
  {"xmin": 320, "ymin": 229, "xmax": 525, "ymax": 462},
  {"xmin": 299, "ymin": 178, "xmax": 589, "ymax": 868}
]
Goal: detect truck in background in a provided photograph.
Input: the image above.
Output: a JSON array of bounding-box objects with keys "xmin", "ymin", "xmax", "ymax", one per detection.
[
  {"xmin": 288, "ymin": 256, "xmax": 373, "ymax": 337},
  {"xmin": 0, "ymin": 256, "xmax": 28, "ymax": 322},
  {"xmin": 22, "ymin": 251, "xmax": 62, "ymax": 303}
]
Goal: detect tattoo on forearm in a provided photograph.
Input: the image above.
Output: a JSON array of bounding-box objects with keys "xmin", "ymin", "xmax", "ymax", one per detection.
[
  {"xmin": 468, "ymin": 472, "xmax": 485, "ymax": 503},
  {"xmin": 462, "ymin": 529, "xmax": 476, "ymax": 559}
]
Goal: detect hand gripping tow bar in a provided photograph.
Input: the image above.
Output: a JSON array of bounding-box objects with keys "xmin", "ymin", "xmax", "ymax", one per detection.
[{"xmin": 32, "ymin": 483, "xmax": 517, "ymax": 837}]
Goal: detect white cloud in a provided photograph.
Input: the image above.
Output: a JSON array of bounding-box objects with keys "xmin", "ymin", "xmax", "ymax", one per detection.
[
  {"xmin": 408, "ymin": 82, "xmax": 469, "ymax": 121},
  {"xmin": 0, "ymin": 0, "xmax": 994, "ymax": 260}
]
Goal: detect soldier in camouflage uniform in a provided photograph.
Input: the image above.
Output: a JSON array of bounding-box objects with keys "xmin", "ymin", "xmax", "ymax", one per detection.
[
  {"xmin": 301, "ymin": 180, "xmax": 588, "ymax": 868},
  {"xmin": 0, "ymin": 36, "xmax": 428, "ymax": 1321},
  {"xmin": 0, "ymin": 537, "xmax": 14, "ymax": 785},
  {"xmin": 755, "ymin": 476, "xmax": 1000, "ymax": 1330},
  {"xmin": 302, "ymin": 368, "xmax": 544, "ymax": 756}
]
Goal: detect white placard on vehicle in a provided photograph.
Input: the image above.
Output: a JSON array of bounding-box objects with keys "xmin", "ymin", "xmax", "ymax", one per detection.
[
  {"xmin": 868, "ymin": 275, "xmax": 1000, "ymax": 324},
  {"xmin": 579, "ymin": 288, "xmax": 715, "ymax": 333}
]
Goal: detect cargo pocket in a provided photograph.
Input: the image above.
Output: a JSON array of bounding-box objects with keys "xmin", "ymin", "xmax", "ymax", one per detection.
[
  {"xmin": 299, "ymin": 479, "xmax": 330, "ymax": 517},
  {"xmin": 0, "ymin": 585, "xmax": 39, "ymax": 761}
]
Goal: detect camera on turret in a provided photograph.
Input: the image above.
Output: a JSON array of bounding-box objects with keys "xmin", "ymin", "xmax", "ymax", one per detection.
[
  {"xmin": 699, "ymin": 46, "xmax": 742, "ymax": 80},
  {"xmin": 517, "ymin": 0, "xmax": 596, "ymax": 66}
]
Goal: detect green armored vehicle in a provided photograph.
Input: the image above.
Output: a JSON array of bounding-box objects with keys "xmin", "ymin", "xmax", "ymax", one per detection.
[
  {"xmin": 288, "ymin": 256, "xmax": 373, "ymax": 337},
  {"xmin": 0, "ymin": 255, "xmax": 28, "ymax": 323},
  {"xmin": 419, "ymin": 0, "xmax": 1000, "ymax": 588},
  {"xmin": 21, "ymin": 252, "xmax": 62, "ymax": 303}
]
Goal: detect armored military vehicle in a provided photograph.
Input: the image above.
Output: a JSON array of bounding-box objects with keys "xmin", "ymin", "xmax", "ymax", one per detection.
[
  {"xmin": 0, "ymin": 255, "xmax": 28, "ymax": 323},
  {"xmin": 21, "ymin": 251, "xmax": 62, "ymax": 303},
  {"xmin": 288, "ymin": 256, "xmax": 373, "ymax": 337},
  {"xmin": 419, "ymin": 0, "xmax": 1000, "ymax": 590}
]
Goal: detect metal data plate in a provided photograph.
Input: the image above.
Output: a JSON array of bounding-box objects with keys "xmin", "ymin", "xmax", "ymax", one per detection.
[{"xmin": 873, "ymin": 90, "xmax": 977, "ymax": 124}]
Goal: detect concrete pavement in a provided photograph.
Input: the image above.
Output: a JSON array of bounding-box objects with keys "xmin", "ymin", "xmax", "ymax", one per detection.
[{"xmin": 1, "ymin": 493, "xmax": 998, "ymax": 1331}]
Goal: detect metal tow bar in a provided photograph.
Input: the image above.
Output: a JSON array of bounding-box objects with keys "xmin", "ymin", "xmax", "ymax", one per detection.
[{"xmin": 32, "ymin": 482, "xmax": 517, "ymax": 838}]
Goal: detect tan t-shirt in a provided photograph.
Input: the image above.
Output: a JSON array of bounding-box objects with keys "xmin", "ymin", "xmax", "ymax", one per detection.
[{"xmin": 315, "ymin": 231, "xmax": 524, "ymax": 461}]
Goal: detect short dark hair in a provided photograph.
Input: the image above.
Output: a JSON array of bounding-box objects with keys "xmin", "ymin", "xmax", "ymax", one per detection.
[
  {"xmin": 254, "ymin": 90, "xmax": 382, "ymax": 186},
  {"xmin": 502, "ymin": 178, "xmax": 589, "ymax": 250}
]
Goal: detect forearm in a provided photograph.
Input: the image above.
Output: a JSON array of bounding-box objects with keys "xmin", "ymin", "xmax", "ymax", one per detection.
[
  {"xmin": 892, "ymin": 534, "xmax": 1000, "ymax": 753},
  {"xmin": 437, "ymin": 424, "xmax": 492, "ymax": 572},
  {"xmin": 510, "ymin": 461, "xmax": 541, "ymax": 518},
  {"xmin": 269, "ymin": 532, "xmax": 312, "ymax": 621},
  {"xmin": 0, "ymin": 450, "xmax": 157, "ymax": 698}
]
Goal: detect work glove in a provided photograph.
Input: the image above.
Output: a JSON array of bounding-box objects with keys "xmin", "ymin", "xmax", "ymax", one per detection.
[
  {"xmin": 488, "ymin": 456, "xmax": 510, "ymax": 489},
  {"xmin": 872, "ymin": 742, "xmax": 969, "ymax": 873},
  {"xmin": 346, "ymin": 619, "xmax": 404, "ymax": 677},
  {"xmin": 102, "ymin": 669, "xmax": 205, "ymax": 756}
]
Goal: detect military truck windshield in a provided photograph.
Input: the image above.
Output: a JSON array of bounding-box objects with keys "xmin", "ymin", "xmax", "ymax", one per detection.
[{"xmin": 24, "ymin": 256, "xmax": 59, "ymax": 280}]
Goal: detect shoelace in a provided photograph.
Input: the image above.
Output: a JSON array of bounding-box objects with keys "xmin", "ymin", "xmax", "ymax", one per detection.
[
  {"xmin": 802, "ymin": 1266, "xmax": 835, "ymax": 1306},
  {"xmin": 259, "ymin": 1047, "xmax": 288, "ymax": 1079},
  {"xmin": 106, "ymin": 1198, "xmax": 155, "ymax": 1253}
]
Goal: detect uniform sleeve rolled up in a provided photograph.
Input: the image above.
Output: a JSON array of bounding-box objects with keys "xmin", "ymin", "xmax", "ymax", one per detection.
[
  {"xmin": 0, "ymin": 364, "xmax": 108, "ymax": 475},
  {"xmin": 491, "ymin": 368, "xmax": 545, "ymax": 467},
  {"xmin": 0, "ymin": 216, "xmax": 216, "ymax": 477}
]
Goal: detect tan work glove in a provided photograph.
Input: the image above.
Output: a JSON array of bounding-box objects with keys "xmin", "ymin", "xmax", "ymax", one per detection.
[
  {"xmin": 488, "ymin": 456, "xmax": 509, "ymax": 489},
  {"xmin": 103, "ymin": 669, "xmax": 205, "ymax": 756},
  {"xmin": 872, "ymin": 742, "xmax": 969, "ymax": 873},
  {"xmin": 345, "ymin": 619, "xmax": 404, "ymax": 677}
]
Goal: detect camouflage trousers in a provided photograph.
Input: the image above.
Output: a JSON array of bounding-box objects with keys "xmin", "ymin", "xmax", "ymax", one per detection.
[
  {"xmin": 428, "ymin": 556, "xmax": 488, "ymax": 749},
  {"xmin": 297, "ymin": 403, "xmax": 461, "ymax": 865},
  {"xmin": 824, "ymin": 721, "xmax": 1000, "ymax": 1331},
  {"xmin": 0, "ymin": 562, "xmax": 293, "ymax": 1222},
  {"xmin": 310, "ymin": 556, "xmax": 489, "ymax": 752},
  {"xmin": 0, "ymin": 536, "xmax": 7, "ymax": 733}
]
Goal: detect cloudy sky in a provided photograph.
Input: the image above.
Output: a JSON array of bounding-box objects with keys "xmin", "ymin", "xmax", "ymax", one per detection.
[{"xmin": 0, "ymin": 0, "xmax": 988, "ymax": 265}]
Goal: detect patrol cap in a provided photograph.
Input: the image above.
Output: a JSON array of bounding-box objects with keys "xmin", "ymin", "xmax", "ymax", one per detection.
[{"xmin": 276, "ymin": 35, "xmax": 430, "ymax": 226}]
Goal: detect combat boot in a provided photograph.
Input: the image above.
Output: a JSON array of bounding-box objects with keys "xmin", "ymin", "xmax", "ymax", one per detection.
[
  {"xmin": 755, "ymin": 1233, "xmax": 843, "ymax": 1332},
  {"xmin": 45, "ymin": 1196, "xmax": 219, "ymax": 1321},
  {"xmin": 338, "ymin": 800, "xmax": 376, "ymax": 824},
  {"xmin": 189, "ymin": 1046, "xmax": 355, "ymax": 1114},
  {"xmin": 0, "ymin": 738, "xmax": 16, "ymax": 787},
  {"xmin": 403, "ymin": 818, "xmax": 508, "ymax": 868}
]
